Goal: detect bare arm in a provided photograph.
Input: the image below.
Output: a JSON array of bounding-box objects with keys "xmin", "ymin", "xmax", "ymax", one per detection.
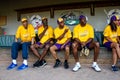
[
  {"xmin": 85, "ymin": 38, "xmax": 93, "ymax": 44},
  {"xmin": 39, "ymin": 26, "xmax": 48, "ymax": 40},
  {"xmin": 31, "ymin": 38, "xmax": 35, "ymax": 45},
  {"xmin": 63, "ymin": 38, "xmax": 71, "ymax": 46},
  {"xmin": 117, "ymin": 36, "xmax": 120, "ymax": 43},
  {"xmin": 74, "ymin": 38, "xmax": 81, "ymax": 44},
  {"xmin": 57, "ymin": 29, "xmax": 68, "ymax": 40},
  {"xmin": 104, "ymin": 36, "xmax": 114, "ymax": 42},
  {"xmin": 15, "ymin": 38, "xmax": 18, "ymax": 42},
  {"xmin": 45, "ymin": 38, "xmax": 53, "ymax": 44}
]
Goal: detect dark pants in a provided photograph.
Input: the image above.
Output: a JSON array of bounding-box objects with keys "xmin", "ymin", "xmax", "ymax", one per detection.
[
  {"xmin": 11, "ymin": 42, "xmax": 31, "ymax": 59},
  {"xmin": 35, "ymin": 34, "xmax": 40, "ymax": 42}
]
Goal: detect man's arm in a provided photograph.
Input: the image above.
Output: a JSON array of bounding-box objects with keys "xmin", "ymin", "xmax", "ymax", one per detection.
[
  {"xmin": 57, "ymin": 29, "xmax": 68, "ymax": 40},
  {"xmin": 74, "ymin": 38, "xmax": 81, "ymax": 44},
  {"xmin": 39, "ymin": 26, "xmax": 48, "ymax": 40},
  {"xmin": 15, "ymin": 38, "xmax": 18, "ymax": 42},
  {"xmin": 85, "ymin": 38, "xmax": 93, "ymax": 44},
  {"xmin": 62, "ymin": 38, "xmax": 71, "ymax": 46},
  {"xmin": 44, "ymin": 38, "xmax": 53, "ymax": 44},
  {"xmin": 104, "ymin": 36, "xmax": 114, "ymax": 43},
  {"xmin": 117, "ymin": 36, "xmax": 120, "ymax": 43},
  {"xmin": 31, "ymin": 38, "xmax": 35, "ymax": 45}
]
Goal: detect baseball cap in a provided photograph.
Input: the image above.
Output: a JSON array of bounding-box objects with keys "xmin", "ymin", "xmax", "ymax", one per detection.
[
  {"xmin": 21, "ymin": 18, "xmax": 27, "ymax": 22},
  {"xmin": 79, "ymin": 15, "xmax": 88, "ymax": 21},
  {"xmin": 57, "ymin": 17, "xmax": 64, "ymax": 23},
  {"xmin": 42, "ymin": 17, "xmax": 47, "ymax": 20},
  {"xmin": 79, "ymin": 15, "xmax": 86, "ymax": 20},
  {"xmin": 110, "ymin": 15, "xmax": 119, "ymax": 21}
]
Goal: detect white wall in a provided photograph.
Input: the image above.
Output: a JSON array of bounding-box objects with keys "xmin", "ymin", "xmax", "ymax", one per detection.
[{"xmin": 0, "ymin": 6, "xmax": 120, "ymax": 35}]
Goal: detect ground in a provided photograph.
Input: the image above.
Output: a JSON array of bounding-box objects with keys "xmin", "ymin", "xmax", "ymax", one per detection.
[{"xmin": 0, "ymin": 62, "xmax": 120, "ymax": 80}]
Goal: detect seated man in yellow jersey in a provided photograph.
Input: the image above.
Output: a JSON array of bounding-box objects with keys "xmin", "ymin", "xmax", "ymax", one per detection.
[
  {"xmin": 50, "ymin": 18, "xmax": 72, "ymax": 69},
  {"xmin": 7, "ymin": 18, "xmax": 35, "ymax": 71},
  {"xmin": 72, "ymin": 15, "xmax": 101, "ymax": 72},
  {"xmin": 31, "ymin": 17, "xmax": 53, "ymax": 67},
  {"xmin": 103, "ymin": 15, "xmax": 120, "ymax": 71}
]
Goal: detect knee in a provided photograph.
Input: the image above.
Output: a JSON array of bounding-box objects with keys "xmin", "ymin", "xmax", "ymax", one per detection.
[
  {"xmin": 45, "ymin": 45, "xmax": 50, "ymax": 50},
  {"xmin": 72, "ymin": 43, "xmax": 78, "ymax": 50},
  {"xmin": 65, "ymin": 46, "xmax": 70, "ymax": 52},
  {"xmin": 114, "ymin": 43, "xmax": 119, "ymax": 48},
  {"xmin": 95, "ymin": 42, "xmax": 100, "ymax": 48},
  {"xmin": 50, "ymin": 46, "xmax": 54, "ymax": 52},
  {"xmin": 12, "ymin": 42, "xmax": 19, "ymax": 48},
  {"xmin": 30, "ymin": 45, "xmax": 34, "ymax": 49},
  {"xmin": 72, "ymin": 43, "xmax": 77, "ymax": 48}
]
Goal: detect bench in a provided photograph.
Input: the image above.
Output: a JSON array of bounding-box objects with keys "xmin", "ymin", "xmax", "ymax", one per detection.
[
  {"xmin": 0, "ymin": 35, "xmax": 15, "ymax": 47},
  {"xmin": 0, "ymin": 32, "xmax": 112, "ymax": 64}
]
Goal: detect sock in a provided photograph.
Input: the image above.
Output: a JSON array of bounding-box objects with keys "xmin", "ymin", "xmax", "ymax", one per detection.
[
  {"xmin": 23, "ymin": 59, "xmax": 27, "ymax": 65},
  {"xmin": 76, "ymin": 62, "xmax": 80, "ymax": 65},
  {"xmin": 112, "ymin": 65, "xmax": 115, "ymax": 66},
  {"xmin": 93, "ymin": 62, "xmax": 97, "ymax": 66},
  {"xmin": 12, "ymin": 59, "xmax": 17, "ymax": 64}
]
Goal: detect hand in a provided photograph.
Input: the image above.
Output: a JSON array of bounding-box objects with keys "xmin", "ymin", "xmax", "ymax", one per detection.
[
  {"xmin": 44, "ymin": 26, "xmax": 48, "ymax": 31},
  {"xmin": 81, "ymin": 42, "xmax": 86, "ymax": 47},
  {"xmin": 61, "ymin": 44, "xmax": 65, "ymax": 50},
  {"xmin": 64, "ymin": 29, "xmax": 69, "ymax": 33}
]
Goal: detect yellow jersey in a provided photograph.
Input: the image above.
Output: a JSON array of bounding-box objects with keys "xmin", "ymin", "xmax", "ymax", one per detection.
[
  {"xmin": 16, "ymin": 24, "xmax": 35, "ymax": 42},
  {"xmin": 73, "ymin": 24, "xmax": 94, "ymax": 42},
  {"xmin": 54, "ymin": 26, "xmax": 71, "ymax": 44},
  {"xmin": 38, "ymin": 26, "xmax": 53, "ymax": 44},
  {"xmin": 103, "ymin": 25, "xmax": 120, "ymax": 43}
]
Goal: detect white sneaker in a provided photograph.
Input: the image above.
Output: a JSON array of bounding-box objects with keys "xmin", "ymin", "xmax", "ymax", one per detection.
[
  {"xmin": 92, "ymin": 64, "xmax": 101, "ymax": 72},
  {"xmin": 72, "ymin": 62, "xmax": 81, "ymax": 72}
]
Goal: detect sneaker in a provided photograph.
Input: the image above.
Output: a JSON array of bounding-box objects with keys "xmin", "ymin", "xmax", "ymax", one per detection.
[
  {"xmin": 72, "ymin": 62, "xmax": 81, "ymax": 72},
  {"xmin": 17, "ymin": 64, "xmax": 28, "ymax": 71},
  {"xmin": 92, "ymin": 64, "xmax": 101, "ymax": 72},
  {"xmin": 39, "ymin": 59, "xmax": 47, "ymax": 67},
  {"xmin": 111, "ymin": 66, "xmax": 119, "ymax": 71},
  {"xmin": 7, "ymin": 63, "xmax": 17, "ymax": 70},
  {"xmin": 64, "ymin": 61, "xmax": 69, "ymax": 69},
  {"xmin": 33, "ymin": 60, "xmax": 40, "ymax": 67},
  {"xmin": 53, "ymin": 60, "xmax": 62, "ymax": 68},
  {"xmin": 84, "ymin": 47, "xmax": 89, "ymax": 56}
]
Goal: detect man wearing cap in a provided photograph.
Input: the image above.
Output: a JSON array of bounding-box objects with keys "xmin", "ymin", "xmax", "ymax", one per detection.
[
  {"xmin": 103, "ymin": 15, "xmax": 120, "ymax": 71},
  {"xmin": 72, "ymin": 15, "xmax": 101, "ymax": 72},
  {"xmin": 50, "ymin": 18, "xmax": 72, "ymax": 69},
  {"xmin": 7, "ymin": 18, "xmax": 35, "ymax": 70},
  {"xmin": 30, "ymin": 17, "xmax": 54, "ymax": 67}
]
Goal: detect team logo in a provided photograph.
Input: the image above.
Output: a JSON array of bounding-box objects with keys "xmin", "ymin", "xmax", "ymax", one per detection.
[
  {"xmin": 104, "ymin": 9, "xmax": 120, "ymax": 23},
  {"xmin": 60, "ymin": 10, "xmax": 83, "ymax": 26},
  {"xmin": 28, "ymin": 15, "xmax": 42, "ymax": 33}
]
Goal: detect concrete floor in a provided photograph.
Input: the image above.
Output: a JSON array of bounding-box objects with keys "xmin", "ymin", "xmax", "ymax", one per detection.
[{"xmin": 0, "ymin": 61, "xmax": 120, "ymax": 80}]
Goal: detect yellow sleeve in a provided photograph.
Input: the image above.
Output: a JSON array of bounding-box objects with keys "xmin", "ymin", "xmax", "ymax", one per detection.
[
  {"xmin": 67, "ymin": 28, "xmax": 72, "ymax": 38},
  {"xmin": 49, "ymin": 27, "xmax": 54, "ymax": 38},
  {"xmin": 30, "ymin": 25, "xmax": 35, "ymax": 38},
  {"xmin": 117, "ymin": 27, "xmax": 120, "ymax": 36},
  {"xmin": 89, "ymin": 26, "xmax": 94, "ymax": 38},
  {"xmin": 103, "ymin": 26, "xmax": 110, "ymax": 37},
  {"xmin": 73, "ymin": 26, "xmax": 78, "ymax": 39},
  {"xmin": 15, "ymin": 26, "xmax": 21, "ymax": 39}
]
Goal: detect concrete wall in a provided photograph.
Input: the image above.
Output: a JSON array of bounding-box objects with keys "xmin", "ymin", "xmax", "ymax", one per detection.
[{"xmin": 0, "ymin": 5, "xmax": 120, "ymax": 35}]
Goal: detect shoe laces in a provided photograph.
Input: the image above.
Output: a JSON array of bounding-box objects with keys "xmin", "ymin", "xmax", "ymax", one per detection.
[{"xmin": 94, "ymin": 64, "xmax": 101, "ymax": 70}]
